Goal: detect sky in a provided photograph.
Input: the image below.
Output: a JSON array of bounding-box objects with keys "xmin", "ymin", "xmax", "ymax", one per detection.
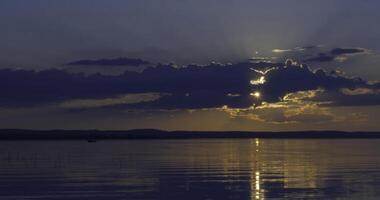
[{"xmin": 1, "ymin": 0, "xmax": 380, "ymax": 131}]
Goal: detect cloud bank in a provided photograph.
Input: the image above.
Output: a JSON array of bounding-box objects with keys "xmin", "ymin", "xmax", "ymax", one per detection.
[
  {"xmin": 1, "ymin": 59, "xmax": 379, "ymax": 111},
  {"xmin": 66, "ymin": 57, "xmax": 150, "ymax": 66}
]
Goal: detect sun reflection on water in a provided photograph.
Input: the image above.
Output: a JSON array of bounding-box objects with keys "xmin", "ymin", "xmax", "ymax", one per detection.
[
  {"xmin": 251, "ymin": 138, "xmax": 264, "ymax": 200},
  {"xmin": 1, "ymin": 140, "xmax": 380, "ymax": 199}
]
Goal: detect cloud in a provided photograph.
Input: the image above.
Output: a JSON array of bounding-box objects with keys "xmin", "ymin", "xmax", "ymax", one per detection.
[
  {"xmin": 220, "ymin": 100, "xmax": 336, "ymax": 124},
  {"xmin": 282, "ymin": 87, "xmax": 380, "ymax": 107},
  {"xmin": 66, "ymin": 57, "xmax": 150, "ymax": 66},
  {"xmin": 272, "ymin": 46, "xmax": 319, "ymax": 54},
  {"xmin": 272, "ymin": 49, "xmax": 293, "ymax": 53},
  {"xmin": 0, "ymin": 60, "xmax": 379, "ymax": 110},
  {"xmin": 304, "ymin": 47, "xmax": 369, "ymax": 63},
  {"xmin": 249, "ymin": 57, "xmax": 278, "ymax": 63},
  {"xmin": 309, "ymin": 89, "xmax": 380, "ymax": 107},
  {"xmin": 254, "ymin": 62, "xmax": 369, "ymax": 104},
  {"xmin": 330, "ymin": 48, "xmax": 367, "ymax": 56},
  {"xmin": 252, "ymin": 91, "xmax": 336, "ymax": 124},
  {"xmin": 60, "ymin": 93, "xmax": 163, "ymax": 109},
  {"xmin": 0, "ymin": 63, "xmax": 263, "ymax": 108},
  {"xmin": 341, "ymin": 88, "xmax": 380, "ymax": 95},
  {"xmin": 304, "ymin": 53, "xmax": 335, "ymax": 62}
]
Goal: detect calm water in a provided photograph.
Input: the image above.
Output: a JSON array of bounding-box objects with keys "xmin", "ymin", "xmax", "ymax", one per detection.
[{"xmin": 1, "ymin": 139, "xmax": 380, "ymax": 200}]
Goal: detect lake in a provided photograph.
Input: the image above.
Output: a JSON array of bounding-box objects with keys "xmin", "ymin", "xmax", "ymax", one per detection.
[{"xmin": 0, "ymin": 139, "xmax": 380, "ymax": 199}]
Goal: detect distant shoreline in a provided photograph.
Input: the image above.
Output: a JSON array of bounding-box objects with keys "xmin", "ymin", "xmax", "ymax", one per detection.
[{"xmin": 0, "ymin": 129, "xmax": 380, "ymax": 140}]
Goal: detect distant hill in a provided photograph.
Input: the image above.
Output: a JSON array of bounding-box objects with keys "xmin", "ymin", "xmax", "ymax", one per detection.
[{"xmin": 0, "ymin": 129, "xmax": 379, "ymax": 140}]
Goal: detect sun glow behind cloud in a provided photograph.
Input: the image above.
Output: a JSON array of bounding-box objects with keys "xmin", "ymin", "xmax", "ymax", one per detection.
[
  {"xmin": 250, "ymin": 76, "xmax": 266, "ymax": 85},
  {"xmin": 251, "ymin": 92, "xmax": 261, "ymax": 99}
]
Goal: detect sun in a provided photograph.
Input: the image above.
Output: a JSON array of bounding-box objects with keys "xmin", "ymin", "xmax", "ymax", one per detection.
[{"xmin": 251, "ymin": 92, "xmax": 261, "ymax": 98}]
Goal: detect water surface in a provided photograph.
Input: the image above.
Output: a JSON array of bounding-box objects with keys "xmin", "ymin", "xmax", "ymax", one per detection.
[{"xmin": 1, "ymin": 139, "xmax": 380, "ymax": 199}]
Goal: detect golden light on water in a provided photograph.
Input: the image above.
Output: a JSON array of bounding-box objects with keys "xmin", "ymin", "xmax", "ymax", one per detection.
[{"xmin": 251, "ymin": 138, "xmax": 264, "ymax": 200}]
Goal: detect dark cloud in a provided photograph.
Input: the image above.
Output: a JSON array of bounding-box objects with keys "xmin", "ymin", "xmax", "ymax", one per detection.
[
  {"xmin": 306, "ymin": 89, "xmax": 380, "ymax": 107},
  {"xmin": 330, "ymin": 48, "xmax": 366, "ymax": 56},
  {"xmin": 304, "ymin": 53, "xmax": 335, "ymax": 63},
  {"xmin": 304, "ymin": 47, "xmax": 368, "ymax": 63},
  {"xmin": 0, "ymin": 60, "xmax": 378, "ymax": 110},
  {"xmin": 66, "ymin": 57, "xmax": 150, "ymax": 66},
  {"xmin": 255, "ymin": 61, "xmax": 369, "ymax": 103},
  {"xmin": 0, "ymin": 62, "xmax": 263, "ymax": 108}
]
